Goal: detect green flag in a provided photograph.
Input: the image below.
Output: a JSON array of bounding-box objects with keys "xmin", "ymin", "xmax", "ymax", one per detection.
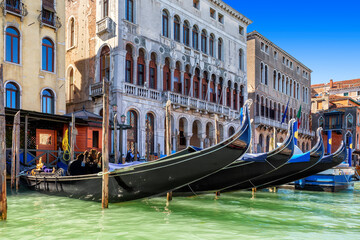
[{"xmin": 297, "ymin": 105, "xmax": 302, "ymax": 128}]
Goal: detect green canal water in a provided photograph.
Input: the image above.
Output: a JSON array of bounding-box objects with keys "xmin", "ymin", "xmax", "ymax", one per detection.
[{"xmin": 1, "ymin": 183, "xmax": 360, "ymax": 240}]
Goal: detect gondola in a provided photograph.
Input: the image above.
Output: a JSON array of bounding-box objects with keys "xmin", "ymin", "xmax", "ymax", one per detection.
[
  {"xmin": 175, "ymin": 119, "xmax": 296, "ymax": 195},
  {"xmin": 20, "ymin": 101, "xmax": 252, "ymax": 203},
  {"xmin": 250, "ymin": 127, "xmax": 325, "ymax": 190},
  {"xmin": 294, "ymin": 141, "xmax": 347, "ymax": 190}
]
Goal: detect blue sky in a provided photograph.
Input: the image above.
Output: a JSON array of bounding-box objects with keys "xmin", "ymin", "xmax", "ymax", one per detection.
[{"xmin": 223, "ymin": 0, "xmax": 360, "ymax": 85}]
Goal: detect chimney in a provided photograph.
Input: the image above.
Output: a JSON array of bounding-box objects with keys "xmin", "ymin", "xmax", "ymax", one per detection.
[{"xmin": 330, "ymin": 79, "xmax": 333, "ymax": 88}]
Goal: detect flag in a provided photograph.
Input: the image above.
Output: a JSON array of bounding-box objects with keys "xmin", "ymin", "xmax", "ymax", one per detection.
[
  {"xmin": 348, "ymin": 135, "xmax": 353, "ymax": 166},
  {"xmin": 293, "ymin": 121, "xmax": 298, "ymax": 146},
  {"xmin": 281, "ymin": 98, "xmax": 290, "ymax": 124},
  {"xmin": 296, "ymin": 105, "xmax": 302, "ymax": 128},
  {"xmin": 239, "ymin": 107, "xmax": 243, "ymax": 125},
  {"xmin": 327, "ymin": 130, "xmax": 332, "ymax": 155}
]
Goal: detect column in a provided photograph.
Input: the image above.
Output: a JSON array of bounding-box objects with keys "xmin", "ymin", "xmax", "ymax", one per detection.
[
  {"xmin": 185, "ymin": 135, "xmax": 192, "ymax": 147},
  {"xmin": 199, "ymin": 71, "xmax": 203, "ymax": 100},
  {"xmin": 158, "ymin": 64, "xmax": 163, "ymax": 91},
  {"xmin": 181, "ymin": 71, "xmax": 185, "ymax": 95},
  {"xmin": 132, "ymin": 54, "xmax": 137, "ymax": 85},
  {"xmin": 170, "ymin": 68, "xmax": 175, "ymax": 92},
  {"xmin": 145, "ymin": 60, "xmax": 150, "ymax": 88}
]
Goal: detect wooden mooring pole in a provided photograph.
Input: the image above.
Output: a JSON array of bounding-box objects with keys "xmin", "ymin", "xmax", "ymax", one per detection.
[
  {"xmin": 102, "ymin": 79, "xmax": 110, "ymax": 209},
  {"xmin": 214, "ymin": 114, "xmax": 221, "ymax": 197},
  {"xmin": 70, "ymin": 113, "xmax": 75, "ymax": 161},
  {"xmin": 11, "ymin": 111, "xmax": 20, "ymax": 190},
  {"xmin": 114, "ymin": 113, "xmax": 118, "ymax": 164},
  {"xmin": 165, "ymin": 100, "xmax": 172, "ymax": 201},
  {"xmin": 0, "ymin": 64, "xmax": 7, "ymax": 220}
]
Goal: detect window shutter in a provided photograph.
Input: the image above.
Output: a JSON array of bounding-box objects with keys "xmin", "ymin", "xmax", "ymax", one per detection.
[{"xmin": 43, "ymin": 0, "xmax": 55, "ymax": 12}]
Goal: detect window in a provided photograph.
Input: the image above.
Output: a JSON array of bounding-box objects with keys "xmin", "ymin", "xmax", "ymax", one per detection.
[
  {"xmin": 239, "ymin": 49, "xmax": 244, "ymax": 70},
  {"xmin": 183, "ymin": 21, "xmax": 190, "ymax": 46},
  {"xmin": 209, "ymin": 34, "xmax": 214, "ymax": 57},
  {"xmin": 6, "ymin": 82, "xmax": 20, "ymax": 109},
  {"xmin": 42, "ymin": 0, "xmax": 55, "ymax": 26},
  {"xmin": 174, "ymin": 16, "xmax": 180, "ymax": 42},
  {"xmin": 103, "ymin": 0, "xmax": 108, "ymax": 17},
  {"xmin": 162, "ymin": 10, "xmax": 169, "ymax": 37},
  {"xmin": 210, "ymin": 8, "xmax": 215, "ymax": 19},
  {"xmin": 149, "ymin": 53, "xmax": 157, "ymax": 90},
  {"xmin": 69, "ymin": 18, "xmax": 75, "ymax": 47},
  {"xmin": 126, "ymin": 0, "xmax": 134, "ymax": 22},
  {"xmin": 69, "ymin": 68, "xmax": 74, "ymax": 101},
  {"xmin": 297, "ymin": 66, "xmax": 300, "ymax": 74},
  {"xmin": 163, "ymin": 58, "xmax": 171, "ymax": 91},
  {"xmin": 42, "ymin": 38, "xmax": 54, "ymax": 72},
  {"xmin": 5, "ymin": 0, "xmax": 21, "ymax": 14},
  {"xmin": 286, "ymin": 59, "xmax": 289, "ymax": 67},
  {"xmin": 5, "ymin": 27, "xmax": 20, "ymax": 64},
  {"xmin": 357, "ymin": 91, "xmax": 360, "ymax": 96},
  {"xmin": 92, "ymin": 131, "xmax": 99, "ymax": 148},
  {"xmin": 264, "ymin": 65, "xmax": 268, "ymax": 85},
  {"xmin": 218, "ymin": 13, "xmax": 224, "ymax": 23},
  {"xmin": 274, "ymin": 51, "xmax": 278, "ymax": 60},
  {"xmin": 239, "ymin": 26, "xmax": 244, "ymax": 35},
  {"xmin": 261, "ymin": 42, "xmax": 265, "ymax": 51},
  {"xmin": 282, "ymin": 57, "xmax": 285, "ymax": 64},
  {"xmin": 347, "ymin": 114, "xmax": 353, "ymax": 129},
  {"xmin": 137, "ymin": 50, "xmax": 145, "ymax": 86},
  {"xmin": 192, "ymin": 26, "xmax": 199, "ymax": 50},
  {"xmin": 193, "ymin": 0, "xmax": 200, "ymax": 9},
  {"xmin": 201, "ymin": 30, "xmax": 207, "ymax": 53},
  {"xmin": 100, "ymin": 46, "xmax": 110, "ymax": 81},
  {"xmin": 265, "ymin": 45, "xmax": 269, "ymax": 53},
  {"xmin": 125, "ymin": 44, "xmax": 133, "ymax": 83},
  {"xmin": 42, "ymin": 89, "xmax": 54, "ymax": 114},
  {"xmin": 344, "ymin": 92, "xmax": 349, "ymax": 96},
  {"xmin": 290, "ymin": 62, "xmax": 293, "ymax": 69},
  {"xmin": 218, "ymin": 38, "xmax": 222, "ymax": 60}
]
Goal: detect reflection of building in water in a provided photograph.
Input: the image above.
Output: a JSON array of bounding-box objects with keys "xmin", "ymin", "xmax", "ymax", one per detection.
[{"xmin": 65, "ymin": 0, "xmax": 252, "ymax": 159}]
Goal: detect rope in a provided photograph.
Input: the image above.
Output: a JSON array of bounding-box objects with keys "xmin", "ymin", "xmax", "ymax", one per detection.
[{"xmin": 62, "ymin": 129, "xmax": 71, "ymax": 161}]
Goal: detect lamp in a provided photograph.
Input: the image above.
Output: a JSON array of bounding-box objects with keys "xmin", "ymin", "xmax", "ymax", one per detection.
[
  {"xmin": 121, "ymin": 114, "xmax": 126, "ymax": 124},
  {"xmin": 112, "ymin": 104, "xmax": 118, "ymax": 112}
]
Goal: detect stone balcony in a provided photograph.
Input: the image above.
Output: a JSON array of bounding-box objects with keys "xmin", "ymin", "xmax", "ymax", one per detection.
[
  {"xmin": 97, "ymin": 17, "xmax": 115, "ymax": 36},
  {"xmin": 254, "ymin": 116, "xmax": 315, "ymax": 137},
  {"xmin": 90, "ymin": 82, "xmax": 103, "ymax": 98},
  {"xmin": 123, "ymin": 83, "xmax": 239, "ymax": 119}
]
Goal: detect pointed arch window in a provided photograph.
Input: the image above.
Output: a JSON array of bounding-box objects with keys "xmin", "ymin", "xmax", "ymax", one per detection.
[
  {"xmin": 126, "ymin": 0, "xmax": 134, "ymax": 22},
  {"xmin": 69, "ymin": 68, "xmax": 74, "ymax": 101},
  {"xmin": 183, "ymin": 21, "xmax": 190, "ymax": 46},
  {"xmin": 42, "ymin": 89, "xmax": 54, "ymax": 114},
  {"xmin": 184, "ymin": 66, "xmax": 191, "ymax": 96},
  {"xmin": 127, "ymin": 110, "xmax": 138, "ymax": 154},
  {"xmin": 162, "ymin": 10, "xmax": 169, "ymax": 37},
  {"xmin": 149, "ymin": 53, "xmax": 157, "ymax": 90},
  {"xmin": 137, "ymin": 50, "xmax": 145, "ymax": 86},
  {"xmin": 209, "ymin": 34, "xmax": 214, "ymax": 57},
  {"xmin": 192, "ymin": 26, "xmax": 199, "ymax": 50},
  {"xmin": 201, "ymin": 30, "xmax": 207, "ymax": 53},
  {"xmin": 100, "ymin": 46, "xmax": 110, "ymax": 81},
  {"xmin": 6, "ymin": 82, "xmax": 20, "ymax": 109},
  {"xmin": 69, "ymin": 18, "xmax": 75, "ymax": 47},
  {"xmin": 163, "ymin": 59, "xmax": 171, "ymax": 91},
  {"xmin": 174, "ymin": 16, "xmax": 180, "ymax": 42},
  {"xmin": 42, "ymin": 38, "xmax": 54, "ymax": 72},
  {"xmin": 239, "ymin": 49, "xmax": 244, "ymax": 70},
  {"xmin": 193, "ymin": 68, "xmax": 200, "ymax": 98},
  {"xmin": 125, "ymin": 45, "xmax": 133, "ymax": 83},
  {"xmin": 6, "ymin": 27, "xmax": 20, "ymax": 64},
  {"xmin": 201, "ymin": 72, "xmax": 208, "ymax": 100},
  {"xmin": 145, "ymin": 113, "xmax": 155, "ymax": 156},
  {"xmin": 218, "ymin": 38, "xmax": 223, "ymax": 60}
]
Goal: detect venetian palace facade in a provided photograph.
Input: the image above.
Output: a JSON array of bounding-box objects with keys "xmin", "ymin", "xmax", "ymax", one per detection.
[
  {"xmin": 247, "ymin": 31, "xmax": 313, "ymax": 153},
  {"xmin": 67, "ymin": 0, "xmax": 251, "ymax": 158},
  {"xmin": 0, "ymin": 0, "xmax": 65, "ymax": 114}
]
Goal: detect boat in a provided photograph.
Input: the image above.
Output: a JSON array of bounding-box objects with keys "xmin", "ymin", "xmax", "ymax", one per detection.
[
  {"xmin": 20, "ymin": 101, "xmax": 252, "ymax": 203},
  {"xmin": 254, "ymin": 127, "xmax": 325, "ymax": 189},
  {"xmin": 175, "ymin": 119, "xmax": 296, "ymax": 194}
]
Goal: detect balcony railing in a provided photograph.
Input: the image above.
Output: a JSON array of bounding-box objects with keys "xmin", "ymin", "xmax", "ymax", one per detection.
[
  {"xmin": 97, "ymin": 17, "xmax": 115, "ymax": 36},
  {"xmin": 90, "ymin": 82, "xmax": 103, "ymax": 98},
  {"xmin": 38, "ymin": 9, "xmax": 62, "ymax": 31},
  {"xmin": 1, "ymin": 0, "xmax": 28, "ymax": 20},
  {"xmin": 124, "ymin": 83, "xmax": 162, "ymax": 101}
]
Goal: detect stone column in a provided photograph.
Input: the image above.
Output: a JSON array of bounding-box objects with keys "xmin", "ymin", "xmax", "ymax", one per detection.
[
  {"xmin": 170, "ymin": 68, "xmax": 175, "ymax": 92},
  {"xmin": 185, "ymin": 135, "xmax": 192, "ymax": 147},
  {"xmin": 199, "ymin": 71, "xmax": 203, "ymax": 100},
  {"xmin": 158, "ymin": 64, "xmax": 163, "ymax": 91},
  {"xmin": 181, "ymin": 71, "xmax": 185, "ymax": 95},
  {"xmin": 145, "ymin": 60, "xmax": 150, "ymax": 88},
  {"xmin": 132, "ymin": 54, "xmax": 137, "ymax": 85}
]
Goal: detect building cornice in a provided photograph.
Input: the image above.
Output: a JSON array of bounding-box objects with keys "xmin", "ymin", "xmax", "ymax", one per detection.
[
  {"xmin": 209, "ymin": 0, "xmax": 252, "ymax": 26},
  {"xmin": 247, "ymin": 30, "xmax": 312, "ymax": 73}
]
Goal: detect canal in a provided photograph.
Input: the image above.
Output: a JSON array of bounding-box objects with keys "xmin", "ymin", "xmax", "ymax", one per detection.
[{"xmin": 1, "ymin": 183, "xmax": 359, "ymax": 239}]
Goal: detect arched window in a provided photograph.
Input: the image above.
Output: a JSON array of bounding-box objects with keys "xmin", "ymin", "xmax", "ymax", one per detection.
[
  {"xmin": 145, "ymin": 113, "xmax": 155, "ymax": 157},
  {"xmin": 302, "ymin": 142, "xmax": 305, "ymax": 152},
  {"xmin": 127, "ymin": 110, "xmax": 138, "ymax": 154},
  {"xmin": 318, "ymin": 116, "xmax": 324, "ymax": 128},
  {"xmin": 210, "ymin": 74, "xmax": 216, "ymax": 103},
  {"xmin": 273, "ymin": 70, "xmax": 277, "ymax": 90},
  {"xmin": 201, "ymin": 30, "xmax": 207, "ymax": 53},
  {"xmin": 264, "ymin": 65, "xmax": 268, "ymax": 85},
  {"xmin": 218, "ymin": 38, "xmax": 223, "ymax": 60},
  {"xmin": 103, "ymin": 0, "xmax": 108, "ymax": 17},
  {"xmin": 209, "ymin": 34, "xmax": 215, "ymax": 57},
  {"xmin": 256, "ymin": 95, "xmax": 260, "ymax": 116},
  {"xmin": 175, "ymin": 62, "xmax": 182, "ymax": 94},
  {"xmin": 229, "ymin": 126, "xmax": 235, "ymax": 137},
  {"xmin": 233, "ymin": 83, "xmax": 238, "ymax": 110},
  {"xmin": 193, "ymin": 68, "xmax": 200, "ymax": 98},
  {"xmin": 240, "ymin": 85, "xmax": 244, "ymax": 108},
  {"xmin": 5, "ymin": 27, "xmax": 20, "ymax": 64},
  {"xmin": 69, "ymin": 18, "xmax": 75, "ymax": 47},
  {"xmin": 42, "ymin": 89, "xmax": 54, "ymax": 114},
  {"xmin": 69, "ymin": 68, "xmax": 74, "ymax": 101},
  {"xmin": 6, "ymin": 82, "xmax": 20, "ymax": 109},
  {"xmin": 201, "ymin": 71, "xmax": 208, "ymax": 100},
  {"xmin": 42, "ymin": 38, "xmax": 54, "ymax": 72},
  {"xmin": 137, "ymin": 49, "xmax": 145, "ymax": 86},
  {"xmin": 163, "ymin": 58, "xmax": 171, "ymax": 91},
  {"xmin": 278, "ymin": 73, "xmax": 281, "ymax": 92},
  {"xmin": 266, "ymin": 135, "xmax": 270, "ymax": 152},
  {"xmin": 183, "ymin": 21, "xmax": 190, "ymax": 46},
  {"xmin": 192, "ymin": 26, "xmax": 199, "ymax": 50},
  {"xmin": 125, "ymin": 44, "xmax": 133, "ymax": 83},
  {"xmin": 260, "ymin": 63, "xmax": 264, "ymax": 84},
  {"xmin": 184, "ymin": 65, "xmax": 191, "ymax": 96},
  {"xmin": 306, "ymin": 142, "xmax": 309, "ymax": 152},
  {"xmin": 258, "ymin": 134, "xmax": 263, "ymax": 153},
  {"xmin": 347, "ymin": 114, "xmax": 353, "ymax": 129},
  {"xmin": 174, "ymin": 15, "xmax": 180, "ymax": 42},
  {"xmin": 261, "ymin": 96, "xmax": 264, "ymax": 117},
  {"xmin": 239, "ymin": 49, "xmax": 244, "ymax": 70},
  {"xmin": 226, "ymin": 81, "xmax": 231, "ymax": 108},
  {"xmin": 218, "ymin": 78, "xmax": 223, "ymax": 105},
  {"xmin": 286, "ymin": 78, "xmax": 289, "ymax": 95},
  {"xmin": 149, "ymin": 53, "xmax": 157, "ymax": 89},
  {"xmin": 162, "ymin": 10, "xmax": 169, "ymax": 37},
  {"xmin": 100, "ymin": 46, "xmax": 110, "ymax": 81},
  {"xmin": 282, "ymin": 76, "xmax": 285, "ymax": 93},
  {"xmin": 126, "ymin": 0, "xmax": 134, "ymax": 22}
]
